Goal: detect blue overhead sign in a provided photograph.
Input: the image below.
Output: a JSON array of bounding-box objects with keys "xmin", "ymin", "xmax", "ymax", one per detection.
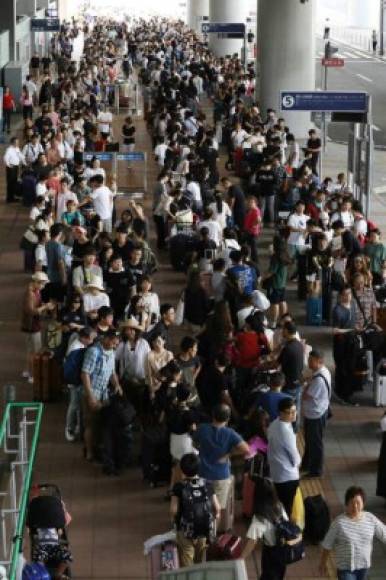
[
  {"xmin": 31, "ymin": 18, "xmax": 60, "ymax": 32},
  {"xmin": 280, "ymin": 91, "xmax": 368, "ymax": 113},
  {"xmin": 84, "ymin": 152, "xmax": 115, "ymax": 162},
  {"xmin": 117, "ymin": 152, "xmax": 146, "ymax": 162},
  {"xmin": 202, "ymin": 22, "xmax": 246, "ymax": 34}
]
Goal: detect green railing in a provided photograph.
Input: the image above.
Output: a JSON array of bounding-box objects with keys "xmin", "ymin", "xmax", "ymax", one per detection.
[{"xmin": 0, "ymin": 402, "xmax": 44, "ymax": 580}]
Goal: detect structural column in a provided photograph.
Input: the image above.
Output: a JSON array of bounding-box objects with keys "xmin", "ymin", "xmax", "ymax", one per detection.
[
  {"xmin": 209, "ymin": 0, "xmax": 249, "ymax": 57},
  {"xmin": 187, "ymin": 0, "xmax": 209, "ymax": 34},
  {"xmin": 257, "ymin": 0, "xmax": 315, "ymax": 138},
  {"xmin": 0, "ymin": 0, "xmax": 16, "ymax": 61}
]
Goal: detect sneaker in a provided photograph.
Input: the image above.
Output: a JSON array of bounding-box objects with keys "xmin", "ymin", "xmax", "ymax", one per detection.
[
  {"xmin": 65, "ymin": 427, "xmax": 76, "ymax": 442},
  {"xmin": 22, "ymin": 370, "xmax": 30, "ymax": 379}
]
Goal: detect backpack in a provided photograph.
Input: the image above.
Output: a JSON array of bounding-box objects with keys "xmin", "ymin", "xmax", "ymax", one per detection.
[
  {"xmin": 304, "ymin": 495, "xmax": 331, "ymax": 544},
  {"xmin": 179, "ymin": 477, "xmax": 213, "ymax": 539},
  {"xmin": 63, "ymin": 347, "xmax": 86, "ymax": 385}
]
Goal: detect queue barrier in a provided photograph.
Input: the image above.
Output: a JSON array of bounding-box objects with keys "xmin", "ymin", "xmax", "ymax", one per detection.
[{"xmin": 0, "ymin": 402, "xmax": 44, "ymax": 580}]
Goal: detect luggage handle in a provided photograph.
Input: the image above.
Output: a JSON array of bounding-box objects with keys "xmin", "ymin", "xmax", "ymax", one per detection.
[{"xmin": 249, "ymin": 452, "xmax": 265, "ymax": 479}]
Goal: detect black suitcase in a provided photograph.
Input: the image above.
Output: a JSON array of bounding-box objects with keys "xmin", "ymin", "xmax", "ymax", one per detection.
[
  {"xmin": 141, "ymin": 427, "xmax": 171, "ymax": 487},
  {"xmin": 169, "ymin": 233, "xmax": 196, "ymax": 272},
  {"xmin": 304, "ymin": 495, "xmax": 331, "ymax": 544}
]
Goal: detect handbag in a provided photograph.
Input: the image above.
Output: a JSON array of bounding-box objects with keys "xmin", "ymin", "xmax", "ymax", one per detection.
[
  {"xmin": 290, "ymin": 487, "xmax": 305, "ymax": 531},
  {"xmin": 175, "ymin": 293, "xmax": 185, "ymax": 326},
  {"xmin": 275, "ymin": 519, "xmax": 305, "ymax": 565},
  {"xmin": 261, "ymin": 277, "xmax": 273, "ymax": 291}
]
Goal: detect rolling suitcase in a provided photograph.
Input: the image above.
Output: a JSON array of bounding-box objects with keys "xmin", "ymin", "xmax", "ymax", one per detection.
[
  {"xmin": 169, "ymin": 234, "xmax": 196, "ymax": 272},
  {"xmin": 304, "ymin": 495, "xmax": 330, "ymax": 544},
  {"xmin": 306, "ymin": 295, "xmax": 322, "ymax": 326},
  {"xmin": 22, "ymin": 562, "xmax": 50, "ymax": 580},
  {"xmin": 149, "ymin": 542, "xmax": 179, "ymax": 579},
  {"xmin": 141, "ymin": 427, "xmax": 171, "ymax": 487},
  {"xmin": 242, "ymin": 453, "xmax": 266, "ymax": 518},
  {"xmin": 33, "ymin": 352, "xmax": 62, "ymax": 402},
  {"xmin": 207, "ymin": 533, "xmax": 242, "ymax": 561},
  {"xmin": 375, "ymin": 360, "xmax": 386, "ymax": 406}
]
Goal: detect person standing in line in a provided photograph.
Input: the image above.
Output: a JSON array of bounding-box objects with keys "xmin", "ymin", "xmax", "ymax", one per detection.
[
  {"xmin": 320, "ymin": 486, "xmax": 386, "ymax": 580},
  {"xmin": 267, "ymin": 397, "xmax": 301, "ymax": 518},
  {"xmin": 301, "ymin": 350, "xmax": 331, "ymax": 478},
  {"xmin": 3, "ymin": 137, "xmax": 25, "ymax": 203},
  {"xmin": 372, "ymin": 30, "xmax": 378, "ymax": 54},
  {"xmin": 3, "ymin": 86, "xmax": 16, "ymax": 133}
]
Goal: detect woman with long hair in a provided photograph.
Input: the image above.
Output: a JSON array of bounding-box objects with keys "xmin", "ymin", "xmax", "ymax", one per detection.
[
  {"xmin": 241, "ymin": 479, "xmax": 290, "ymax": 580},
  {"xmin": 263, "ymin": 236, "xmax": 291, "ymax": 328},
  {"xmin": 183, "ymin": 270, "xmax": 212, "ymax": 334}
]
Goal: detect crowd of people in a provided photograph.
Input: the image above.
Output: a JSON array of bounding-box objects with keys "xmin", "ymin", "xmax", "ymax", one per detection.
[{"xmin": 5, "ymin": 13, "xmax": 386, "ymax": 580}]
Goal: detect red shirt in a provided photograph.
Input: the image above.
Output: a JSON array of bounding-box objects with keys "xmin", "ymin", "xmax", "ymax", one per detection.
[
  {"xmin": 3, "ymin": 93, "xmax": 14, "ymax": 110},
  {"xmin": 233, "ymin": 331, "xmax": 268, "ymax": 368},
  {"xmin": 244, "ymin": 207, "xmax": 262, "ymax": 237}
]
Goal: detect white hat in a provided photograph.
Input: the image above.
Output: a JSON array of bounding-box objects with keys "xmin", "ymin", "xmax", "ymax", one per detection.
[
  {"xmin": 31, "ymin": 272, "xmax": 49, "ymax": 283},
  {"xmin": 251, "ymin": 290, "xmax": 270, "ymax": 311},
  {"xmin": 85, "ymin": 276, "xmax": 105, "ymax": 292}
]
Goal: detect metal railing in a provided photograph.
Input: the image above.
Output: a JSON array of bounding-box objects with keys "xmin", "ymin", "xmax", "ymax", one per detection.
[{"xmin": 0, "ymin": 403, "xmax": 44, "ymax": 580}]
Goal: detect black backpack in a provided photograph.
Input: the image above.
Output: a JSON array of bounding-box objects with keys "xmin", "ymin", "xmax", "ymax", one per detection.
[
  {"xmin": 304, "ymin": 495, "xmax": 331, "ymax": 544},
  {"xmin": 179, "ymin": 477, "xmax": 213, "ymax": 539}
]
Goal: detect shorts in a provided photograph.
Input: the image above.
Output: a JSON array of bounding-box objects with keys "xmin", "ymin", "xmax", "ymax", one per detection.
[
  {"xmin": 269, "ymin": 288, "xmax": 286, "ymax": 304},
  {"xmin": 25, "ymin": 332, "xmax": 42, "ymax": 356},
  {"xmin": 209, "ymin": 477, "xmax": 232, "ymax": 509},
  {"xmin": 32, "ymin": 542, "xmax": 72, "ymax": 563}
]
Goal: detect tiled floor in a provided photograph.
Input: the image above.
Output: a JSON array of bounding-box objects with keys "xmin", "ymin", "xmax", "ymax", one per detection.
[{"xmin": 1, "ymin": 84, "xmax": 386, "ymax": 579}]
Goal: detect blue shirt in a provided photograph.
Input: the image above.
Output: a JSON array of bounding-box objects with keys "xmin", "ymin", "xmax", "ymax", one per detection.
[
  {"xmin": 194, "ymin": 423, "xmax": 242, "ymax": 481},
  {"xmin": 46, "ymin": 240, "xmax": 65, "ymax": 284},
  {"xmin": 228, "ymin": 264, "xmax": 257, "ymax": 296},
  {"xmin": 82, "ymin": 344, "xmax": 115, "ymax": 402},
  {"xmin": 267, "ymin": 418, "xmax": 301, "ymax": 483},
  {"xmin": 255, "ymin": 391, "xmax": 291, "ymax": 421}
]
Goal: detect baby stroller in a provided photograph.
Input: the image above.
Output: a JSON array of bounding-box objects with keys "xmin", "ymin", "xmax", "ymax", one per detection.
[{"xmin": 26, "ymin": 484, "xmax": 72, "ymax": 579}]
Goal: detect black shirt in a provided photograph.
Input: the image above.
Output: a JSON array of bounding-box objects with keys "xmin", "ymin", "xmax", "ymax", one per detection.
[
  {"xmin": 256, "ymin": 169, "xmax": 275, "ymax": 197},
  {"xmin": 278, "ymin": 338, "xmax": 304, "ymax": 391},
  {"xmin": 196, "ymin": 365, "xmax": 230, "ymax": 412},
  {"xmin": 228, "ymin": 185, "xmax": 246, "ymax": 228}
]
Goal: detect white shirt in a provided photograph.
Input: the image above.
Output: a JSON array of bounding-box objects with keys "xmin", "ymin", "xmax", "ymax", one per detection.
[
  {"xmin": 22, "ymin": 142, "xmax": 44, "ymax": 165},
  {"xmin": 247, "ymin": 509, "xmax": 288, "ymax": 547},
  {"xmin": 209, "ymin": 201, "xmax": 232, "ymax": 231},
  {"xmin": 97, "ymin": 110, "xmax": 113, "ymax": 134},
  {"xmin": 267, "ymin": 418, "xmax": 301, "ymax": 483},
  {"xmin": 35, "ymin": 243, "xmax": 47, "ymax": 267},
  {"xmin": 287, "ymin": 141, "xmax": 300, "ymax": 168},
  {"xmin": 90, "ymin": 186, "xmax": 113, "ymax": 220},
  {"xmin": 231, "ymin": 129, "xmax": 249, "ymax": 148},
  {"xmin": 287, "ymin": 213, "xmax": 310, "ymax": 246},
  {"xmin": 83, "ymin": 292, "xmax": 110, "ymax": 314},
  {"xmin": 354, "ymin": 217, "xmax": 368, "ymax": 238},
  {"xmin": 3, "ymin": 146, "xmax": 25, "ymax": 167},
  {"xmin": 30, "ymin": 206, "xmax": 43, "ymax": 221},
  {"xmin": 332, "ymin": 210, "xmax": 354, "ymax": 229},
  {"xmin": 198, "ymin": 219, "xmax": 222, "ymax": 246},
  {"xmin": 303, "ymin": 366, "xmax": 331, "ymax": 419},
  {"xmin": 115, "ymin": 338, "xmax": 151, "ymax": 381},
  {"xmin": 154, "ymin": 143, "xmax": 168, "ymax": 166},
  {"xmin": 186, "ymin": 181, "xmax": 202, "ymax": 203}
]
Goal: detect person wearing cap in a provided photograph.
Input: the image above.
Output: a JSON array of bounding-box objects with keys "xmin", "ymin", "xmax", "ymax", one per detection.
[
  {"xmin": 81, "ymin": 329, "xmax": 123, "ymax": 468},
  {"xmin": 82, "ymin": 276, "xmax": 110, "ymax": 321},
  {"xmin": 21, "ymin": 272, "xmax": 55, "ymax": 383}
]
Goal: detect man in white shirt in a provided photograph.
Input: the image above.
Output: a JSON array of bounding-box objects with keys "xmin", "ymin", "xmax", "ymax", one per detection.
[
  {"xmin": 199, "ymin": 207, "xmax": 223, "ymax": 247},
  {"xmin": 301, "ymin": 350, "xmax": 331, "ymax": 478},
  {"xmin": 154, "ymin": 137, "xmax": 168, "ymax": 167},
  {"xmin": 3, "ymin": 137, "xmax": 25, "ymax": 203},
  {"xmin": 88, "ymin": 174, "xmax": 114, "ymax": 232},
  {"xmin": 97, "ymin": 104, "xmax": 113, "ymax": 137},
  {"xmin": 267, "ymin": 397, "xmax": 301, "ymax": 517},
  {"xmin": 231, "ymin": 123, "xmax": 249, "ymax": 149},
  {"xmin": 286, "ymin": 133, "xmax": 300, "ymax": 170},
  {"xmin": 287, "ymin": 200, "xmax": 310, "ymax": 257}
]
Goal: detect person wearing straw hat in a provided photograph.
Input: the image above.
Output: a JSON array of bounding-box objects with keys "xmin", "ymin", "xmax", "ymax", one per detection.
[
  {"xmin": 21, "ymin": 272, "xmax": 55, "ymax": 383},
  {"xmin": 82, "ymin": 276, "xmax": 110, "ymax": 321},
  {"xmin": 116, "ymin": 318, "xmax": 151, "ymax": 413}
]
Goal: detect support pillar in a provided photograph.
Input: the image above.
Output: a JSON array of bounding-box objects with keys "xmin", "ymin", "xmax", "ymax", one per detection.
[
  {"xmin": 187, "ymin": 0, "xmax": 209, "ymax": 34},
  {"xmin": 209, "ymin": 0, "xmax": 249, "ymax": 58},
  {"xmin": 0, "ymin": 0, "xmax": 16, "ymax": 61},
  {"xmin": 257, "ymin": 0, "xmax": 315, "ymax": 138}
]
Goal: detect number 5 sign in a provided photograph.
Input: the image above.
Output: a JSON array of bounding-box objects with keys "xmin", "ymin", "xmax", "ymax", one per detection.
[{"xmin": 282, "ymin": 95, "xmax": 295, "ymax": 109}]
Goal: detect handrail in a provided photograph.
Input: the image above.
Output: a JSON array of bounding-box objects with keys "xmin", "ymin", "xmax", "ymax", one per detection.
[{"xmin": 0, "ymin": 402, "xmax": 44, "ymax": 580}]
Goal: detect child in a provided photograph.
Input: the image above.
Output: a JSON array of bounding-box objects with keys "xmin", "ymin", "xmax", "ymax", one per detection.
[{"xmin": 170, "ymin": 453, "xmax": 220, "ymax": 568}]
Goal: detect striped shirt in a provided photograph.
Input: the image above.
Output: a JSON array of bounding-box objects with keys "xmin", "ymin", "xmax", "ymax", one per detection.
[{"xmin": 322, "ymin": 512, "xmax": 386, "ymax": 571}]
